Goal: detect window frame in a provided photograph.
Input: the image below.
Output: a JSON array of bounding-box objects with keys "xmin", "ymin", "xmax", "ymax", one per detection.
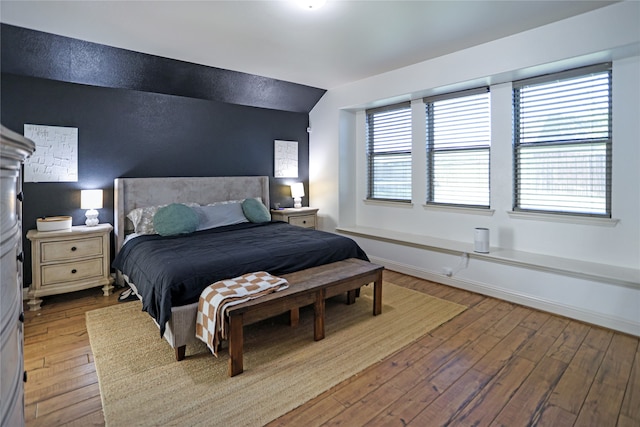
[
  {"xmin": 424, "ymin": 87, "xmax": 491, "ymax": 209},
  {"xmin": 365, "ymin": 102, "xmax": 412, "ymax": 203},
  {"xmin": 512, "ymin": 63, "xmax": 612, "ymax": 218}
]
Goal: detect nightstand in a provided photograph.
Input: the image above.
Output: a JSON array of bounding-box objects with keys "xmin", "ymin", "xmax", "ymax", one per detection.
[
  {"xmin": 271, "ymin": 207, "xmax": 319, "ymax": 229},
  {"xmin": 26, "ymin": 223, "xmax": 114, "ymax": 310}
]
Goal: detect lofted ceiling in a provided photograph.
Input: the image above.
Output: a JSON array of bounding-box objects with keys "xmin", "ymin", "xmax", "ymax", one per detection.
[{"xmin": 0, "ymin": 0, "xmax": 618, "ymax": 90}]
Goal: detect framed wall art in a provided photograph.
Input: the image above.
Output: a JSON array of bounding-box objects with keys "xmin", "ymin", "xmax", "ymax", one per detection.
[
  {"xmin": 23, "ymin": 124, "xmax": 78, "ymax": 182},
  {"xmin": 274, "ymin": 139, "xmax": 298, "ymax": 178}
]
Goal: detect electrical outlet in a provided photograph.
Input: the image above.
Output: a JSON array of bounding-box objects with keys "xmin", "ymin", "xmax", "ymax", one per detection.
[{"xmin": 442, "ymin": 267, "xmax": 453, "ymax": 277}]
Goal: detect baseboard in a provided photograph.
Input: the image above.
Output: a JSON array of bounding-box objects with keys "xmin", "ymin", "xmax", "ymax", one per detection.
[{"xmin": 371, "ymin": 255, "xmax": 640, "ymax": 337}]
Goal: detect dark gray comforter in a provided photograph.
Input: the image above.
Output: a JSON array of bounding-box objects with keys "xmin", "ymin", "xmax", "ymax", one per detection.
[{"xmin": 112, "ymin": 221, "xmax": 369, "ymax": 335}]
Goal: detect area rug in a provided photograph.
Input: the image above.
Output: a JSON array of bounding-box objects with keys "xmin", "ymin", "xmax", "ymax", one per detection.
[{"xmin": 86, "ymin": 282, "xmax": 466, "ymax": 426}]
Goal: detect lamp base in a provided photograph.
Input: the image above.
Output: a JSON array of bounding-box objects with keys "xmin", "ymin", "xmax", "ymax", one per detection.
[
  {"xmin": 85, "ymin": 209, "xmax": 99, "ymax": 227},
  {"xmin": 293, "ymin": 197, "xmax": 302, "ymax": 209}
]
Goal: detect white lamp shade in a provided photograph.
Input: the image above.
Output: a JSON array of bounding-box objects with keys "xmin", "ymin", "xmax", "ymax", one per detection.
[
  {"xmin": 290, "ymin": 183, "xmax": 305, "ymax": 198},
  {"xmin": 81, "ymin": 189, "xmax": 103, "ymax": 209},
  {"xmin": 290, "ymin": 183, "xmax": 305, "ymax": 209}
]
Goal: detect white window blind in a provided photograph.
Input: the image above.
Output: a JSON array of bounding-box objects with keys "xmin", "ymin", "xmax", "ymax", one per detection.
[
  {"xmin": 366, "ymin": 103, "xmax": 412, "ymax": 202},
  {"xmin": 425, "ymin": 88, "xmax": 491, "ymax": 207},
  {"xmin": 513, "ymin": 64, "xmax": 612, "ymax": 217}
]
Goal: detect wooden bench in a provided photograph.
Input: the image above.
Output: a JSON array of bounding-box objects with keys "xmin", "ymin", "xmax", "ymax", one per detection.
[{"xmin": 225, "ymin": 258, "xmax": 383, "ymax": 376}]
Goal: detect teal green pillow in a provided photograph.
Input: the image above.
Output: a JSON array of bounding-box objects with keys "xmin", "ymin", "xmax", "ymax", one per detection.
[
  {"xmin": 241, "ymin": 198, "xmax": 271, "ymax": 223},
  {"xmin": 153, "ymin": 203, "xmax": 199, "ymax": 236}
]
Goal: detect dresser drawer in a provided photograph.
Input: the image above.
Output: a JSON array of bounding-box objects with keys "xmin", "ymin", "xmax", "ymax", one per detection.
[
  {"xmin": 0, "ymin": 321, "xmax": 23, "ymax": 427},
  {"xmin": 41, "ymin": 258, "xmax": 104, "ymax": 286},
  {"xmin": 0, "ymin": 262, "xmax": 20, "ymax": 330},
  {"xmin": 1, "ymin": 242, "xmax": 20, "ymax": 314},
  {"xmin": 289, "ymin": 214, "xmax": 316, "ymax": 228},
  {"xmin": 41, "ymin": 236, "xmax": 103, "ymax": 262}
]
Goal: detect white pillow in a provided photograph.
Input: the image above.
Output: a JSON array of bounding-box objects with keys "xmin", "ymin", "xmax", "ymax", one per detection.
[
  {"xmin": 127, "ymin": 202, "xmax": 199, "ymax": 235},
  {"xmin": 193, "ymin": 203, "xmax": 248, "ymax": 231}
]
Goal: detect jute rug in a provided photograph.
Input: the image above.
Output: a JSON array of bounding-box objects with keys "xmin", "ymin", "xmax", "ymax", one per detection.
[{"xmin": 86, "ymin": 282, "xmax": 466, "ymax": 426}]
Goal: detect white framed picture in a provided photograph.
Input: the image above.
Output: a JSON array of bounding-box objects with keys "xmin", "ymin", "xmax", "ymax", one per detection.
[{"xmin": 274, "ymin": 140, "xmax": 298, "ymax": 178}]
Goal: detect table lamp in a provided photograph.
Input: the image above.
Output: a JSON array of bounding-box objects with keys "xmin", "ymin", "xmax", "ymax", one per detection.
[
  {"xmin": 290, "ymin": 183, "xmax": 304, "ymax": 208},
  {"xmin": 81, "ymin": 189, "xmax": 103, "ymax": 226}
]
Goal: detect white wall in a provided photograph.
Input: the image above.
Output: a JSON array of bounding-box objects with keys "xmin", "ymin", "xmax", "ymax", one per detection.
[{"xmin": 309, "ymin": 2, "xmax": 640, "ymax": 335}]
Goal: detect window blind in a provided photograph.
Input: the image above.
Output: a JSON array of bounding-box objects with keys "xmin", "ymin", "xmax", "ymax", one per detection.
[
  {"xmin": 513, "ymin": 64, "xmax": 612, "ymax": 216},
  {"xmin": 366, "ymin": 103, "xmax": 412, "ymax": 201},
  {"xmin": 425, "ymin": 88, "xmax": 490, "ymax": 207}
]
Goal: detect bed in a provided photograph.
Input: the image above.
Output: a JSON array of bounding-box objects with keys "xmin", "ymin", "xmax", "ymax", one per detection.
[{"xmin": 112, "ymin": 176, "xmax": 370, "ymax": 360}]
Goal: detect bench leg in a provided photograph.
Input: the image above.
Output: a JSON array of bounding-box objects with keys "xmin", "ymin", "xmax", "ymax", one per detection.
[
  {"xmin": 346, "ymin": 287, "xmax": 362, "ymax": 305},
  {"xmin": 373, "ymin": 271, "xmax": 383, "ymax": 316},
  {"xmin": 314, "ymin": 288, "xmax": 326, "ymax": 341},
  {"xmin": 347, "ymin": 289, "xmax": 356, "ymax": 305},
  {"xmin": 228, "ymin": 313, "xmax": 244, "ymax": 377},
  {"xmin": 290, "ymin": 307, "xmax": 300, "ymax": 327}
]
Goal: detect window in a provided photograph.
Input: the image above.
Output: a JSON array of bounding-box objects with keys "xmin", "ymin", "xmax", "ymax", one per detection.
[
  {"xmin": 513, "ymin": 64, "xmax": 612, "ymax": 217},
  {"xmin": 425, "ymin": 88, "xmax": 491, "ymax": 207},
  {"xmin": 366, "ymin": 103, "xmax": 412, "ymax": 201}
]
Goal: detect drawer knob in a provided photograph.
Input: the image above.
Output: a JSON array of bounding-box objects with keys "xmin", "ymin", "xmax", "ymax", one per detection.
[
  {"xmin": 23, "ymin": 371, "xmax": 28, "ymax": 383},
  {"xmin": 303, "ymin": 220, "xmax": 306, "ymax": 224},
  {"xmin": 71, "ymin": 269, "xmax": 77, "ymax": 274},
  {"xmin": 19, "ymin": 312, "xmax": 24, "ymax": 323},
  {"xmin": 17, "ymin": 251, "xmax": 24, "ymax": 262},
  {"xmin": 71, "ymin": 246, "xmax": 77, "ymax": 252}
]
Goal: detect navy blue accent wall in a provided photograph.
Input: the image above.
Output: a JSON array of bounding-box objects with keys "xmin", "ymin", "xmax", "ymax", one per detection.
[
  {"xmin": 1, "ymin": 24, "xmax": 323, "ymax": 287},
  {"xmin": 1, "ymin": 24, "xmax": 326, "ymax": 113}
]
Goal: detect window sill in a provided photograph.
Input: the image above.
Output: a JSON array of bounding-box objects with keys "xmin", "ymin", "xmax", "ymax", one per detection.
[
  {"xmin": 423, "ymin": 204, "xmax": 495, "ymax": 216},
  {"xmin": 507, "ymin": 211, "xmax": 619, "ymax": 227},
  {"xmin": 336, "ymin": 225, "xmax": 639, "ymax": 289},
  {"xmin": 363, "ymin": 199, "xmax": 414, "ymax": 208}
]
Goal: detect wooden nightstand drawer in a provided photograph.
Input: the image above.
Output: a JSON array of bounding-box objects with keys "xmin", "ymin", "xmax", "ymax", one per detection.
[
  {"xmin": 271, "ymin": 208, "xmax": 318, "ymax": 230},
  {"xmin": 41, "ymin": 236, "xmax": 103, "ymax": 262},
  {"xmin": 41, "ymin": 258, "xmax": 104, "ymax": 286},
  {"xmin": 289, "ymin": 214, "xmax": 316, "ymax": 228}
]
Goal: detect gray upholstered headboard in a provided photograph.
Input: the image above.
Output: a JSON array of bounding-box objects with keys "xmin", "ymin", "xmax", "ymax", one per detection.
[{"xmin": 113, "ymin": 176, "xmax": 270, "ymax": 253}]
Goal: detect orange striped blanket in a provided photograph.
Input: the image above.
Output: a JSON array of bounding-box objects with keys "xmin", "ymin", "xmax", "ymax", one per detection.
[{"xmin": 195, "ymin": 271, "xmax": 289, "ymax": 356}]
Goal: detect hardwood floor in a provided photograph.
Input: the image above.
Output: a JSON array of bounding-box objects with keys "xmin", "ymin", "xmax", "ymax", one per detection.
[{"xmin": 23, "ymin": 271, "xmax": 639, "ymax": 426}]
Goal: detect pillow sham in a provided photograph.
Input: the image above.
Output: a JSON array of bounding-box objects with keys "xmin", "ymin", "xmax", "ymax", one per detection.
[
  {"xmin": 192, "ymin": 203, "xmax": 248, "ymax": 231},
  {"xmin": 127, "ymin": 202, "xmax": 199, "ymax": 235},
  {"xmin": 205, "ymin": 199, "xmax": 244, "ymax": 206},
  {"xmin": 241, "ymin": 198, "xmax": 271, "ymax": 223},
  {"xmin": 153, "ymin": 203, "xmax": 199, "ymax": 236}
]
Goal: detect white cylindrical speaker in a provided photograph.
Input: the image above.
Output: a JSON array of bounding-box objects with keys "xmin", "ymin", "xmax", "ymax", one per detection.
[{"xmin": 474, "ymin": 228, "xmax": 490, "ymax": 253}]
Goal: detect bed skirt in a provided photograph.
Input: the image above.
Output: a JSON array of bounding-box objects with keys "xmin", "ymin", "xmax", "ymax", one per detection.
[{"xmin": 123, "ymin": 273, "xmax": 200, "ymax": 350}]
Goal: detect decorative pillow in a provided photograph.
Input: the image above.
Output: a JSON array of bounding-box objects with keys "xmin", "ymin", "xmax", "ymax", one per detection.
[
  {"xmin": 241, "ymin": 198, "xmax": 271, "ymax": 223},
  {"xmin": 153, "ymin": 203, "xmax": 199, "ymax": 236},
  {"xmin": 192, "ymin": 203, "xmax": 248, "ymax": 231},
  {"xmin": 127, "ymin": 203, "xmax": 198, "ymax": 235},
  {"xmin": 127, "ymin": 205, "xmax": 164, "ymax": 235}
]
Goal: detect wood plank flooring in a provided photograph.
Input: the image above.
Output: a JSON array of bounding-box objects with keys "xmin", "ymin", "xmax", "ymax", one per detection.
[{"xmin": 23, "ymin": 270, "xmax": 639, "ymax": 426}]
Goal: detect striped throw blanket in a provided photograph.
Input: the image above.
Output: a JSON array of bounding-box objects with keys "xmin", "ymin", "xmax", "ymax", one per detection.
[{"xmin": 195, "ymin": 271, "xmax": 289, "ymax": 356}]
